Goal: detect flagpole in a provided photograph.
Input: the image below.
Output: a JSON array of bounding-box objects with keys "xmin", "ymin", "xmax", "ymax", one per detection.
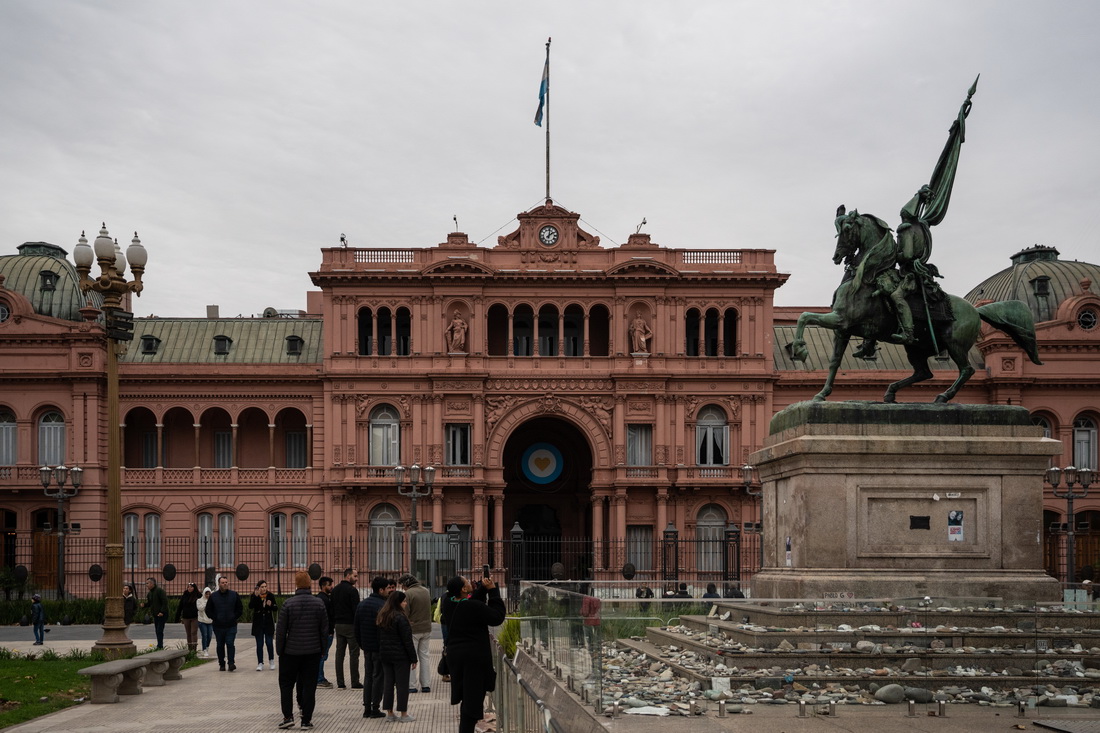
[{"xmin": 544, "ymin": 37, "xmax": 551, "ymax": 201}]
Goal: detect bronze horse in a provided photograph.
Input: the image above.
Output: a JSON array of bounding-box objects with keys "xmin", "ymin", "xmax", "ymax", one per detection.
[{"xmin": 787, "ymin": 210, "xmax": 1042, "ymax": 403}]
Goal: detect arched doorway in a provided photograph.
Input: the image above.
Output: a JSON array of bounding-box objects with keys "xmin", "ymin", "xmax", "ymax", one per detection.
[{"xmin": 502, "ymin": 416, "xmax": 593, "ymax": 580}]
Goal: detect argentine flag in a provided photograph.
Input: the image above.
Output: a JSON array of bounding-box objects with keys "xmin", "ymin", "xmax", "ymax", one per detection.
[{"xmin": 534, "ymin": 54, "xmax": 548, "ymax": 126}]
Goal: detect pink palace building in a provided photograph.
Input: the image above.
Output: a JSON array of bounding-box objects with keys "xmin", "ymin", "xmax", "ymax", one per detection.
[{"xmin": 1, "ymin": 202, "xmax": 1098, "ymax": 598}]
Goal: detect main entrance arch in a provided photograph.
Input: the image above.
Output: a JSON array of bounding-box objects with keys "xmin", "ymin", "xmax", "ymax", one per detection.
[{"xmin": 501, "ymin": 416, "xmax": 594, "ymax": 579}]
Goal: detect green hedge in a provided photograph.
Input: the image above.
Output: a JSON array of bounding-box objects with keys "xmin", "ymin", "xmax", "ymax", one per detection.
[{"xmin": 0, "ymin": 595, "xmax": 293, "ymax": 626}]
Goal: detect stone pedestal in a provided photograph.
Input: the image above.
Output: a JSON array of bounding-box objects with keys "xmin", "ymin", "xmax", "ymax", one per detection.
[{"xmin": 749, "ymin": 402, "xmax": 1060, "ymax": 602}]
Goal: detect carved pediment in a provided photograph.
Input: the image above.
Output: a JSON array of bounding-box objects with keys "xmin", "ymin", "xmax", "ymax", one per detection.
[
  {"xmin": 421, "ymin": 259, "xmax": 494, "ymax": 277},
  {"xmin": 605, "ymin": 259, "xmax": 679, "ymax": 278}
]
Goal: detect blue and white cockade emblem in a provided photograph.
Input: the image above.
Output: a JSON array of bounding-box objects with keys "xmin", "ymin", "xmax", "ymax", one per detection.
[{"xmin": 521, "ymin": 442, "xmax": 563, "ymax": 485}]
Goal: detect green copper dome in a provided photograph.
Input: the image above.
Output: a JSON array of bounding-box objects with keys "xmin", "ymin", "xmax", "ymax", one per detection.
[
  {"xmin": 0, "ymin": 242, "xmax": 103, "ymax": 321},
  {"xmin": 965, "ymin": 245, "xmax": 1099, "ymax": 323}
]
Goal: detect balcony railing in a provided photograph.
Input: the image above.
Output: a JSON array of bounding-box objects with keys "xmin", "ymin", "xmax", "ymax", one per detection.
[{"xmin": 121, "ymin": 467, "xmax": 311, "ymax": 485}]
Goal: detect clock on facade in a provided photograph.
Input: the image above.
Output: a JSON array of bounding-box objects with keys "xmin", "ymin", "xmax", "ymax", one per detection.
[{"xmin": 538, "ymin": 225, "xmax": 559, "ymax": 246}]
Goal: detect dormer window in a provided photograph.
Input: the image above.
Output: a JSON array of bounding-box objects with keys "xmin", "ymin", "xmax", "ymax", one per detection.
[
  {"xmin": 213, "ymin": 335, "xmax": 232, "ymax": 355},
  {"xmin": 39, "ymin": 270, "xmax": 58, "ymax": 292},
  {"xmin": 1031, "ymin": 276, "xmax": 1050, "ymax": 297},
  {"xmin": 286, "ymin": 335, "xmax": 304, "ymax": 356},
  {"xmin": 141, "ymin": 335, "xmax": 161, "ymax": 355}
]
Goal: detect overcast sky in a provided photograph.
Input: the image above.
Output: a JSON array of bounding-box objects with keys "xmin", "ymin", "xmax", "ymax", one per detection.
[{"xmin": 1, "ymin": 1, "xmax": 1097, "ymax": 318}]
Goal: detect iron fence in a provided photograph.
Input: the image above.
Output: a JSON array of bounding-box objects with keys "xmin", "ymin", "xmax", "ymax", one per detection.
[
  {"xmin": 1044, "ymin": 530, "xmax": 1100, "ymax": 583},
  {"xmin": 0, "ymin": 530, "xmax": 762, "ymax": 601}
]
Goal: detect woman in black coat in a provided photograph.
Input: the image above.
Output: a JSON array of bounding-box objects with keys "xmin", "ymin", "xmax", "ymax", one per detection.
[
  {"xmin": 175, "ymin": 582, "xmax": 202, "ymax": 652},
  {"xmin": 376, "ymin": 590, "xmax": 417, "ymax": 722},
  {"xmin": 444, "ymin": 574, "xmax": 506, "ymax": 733},
  {"xmin": 249, "ymin": 579, "xmax": 278, "ymax": 670},
  {"xmin": 122, "ymin": 583, "xmax": 137, "ymax": 626}
]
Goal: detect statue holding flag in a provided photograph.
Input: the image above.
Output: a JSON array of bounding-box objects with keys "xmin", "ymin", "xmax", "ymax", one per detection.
[{"xmin": 786, "ymin": 77, "xmax": 1044, "ymax": 404}]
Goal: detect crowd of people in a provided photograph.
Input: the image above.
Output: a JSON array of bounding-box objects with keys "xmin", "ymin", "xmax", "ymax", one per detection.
[{"xmin": 47, "ymin": 569, "xmax": 505, "ymax": 730}]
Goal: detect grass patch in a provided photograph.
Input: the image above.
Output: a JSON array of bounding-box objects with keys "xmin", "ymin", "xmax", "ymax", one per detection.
[{"xmin": 0, "ymin": 656, "xmax": 93, "ymax": 728}]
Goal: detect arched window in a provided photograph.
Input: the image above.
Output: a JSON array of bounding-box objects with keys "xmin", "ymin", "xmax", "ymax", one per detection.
[
  {"xmin": 587, "ymin": 304, "xmax": 610, "ymax": 356},
  {"xmin": 198, "ymin": 511, "xmax": 236, "ymax": 568},
  {"xmin": 1031, "ymin": 415, "xmax": 1052, "ymax": 439},
  {"xmin": 563, "ymin": 305, "xmax": 583, "ymax": 356},
  {"xmin": 487, "ymin": 304, "xmax": 508, "ymax": 355},
  {"xmin": 1074, "ymin": 417, "xmax": 1098, "ymax": 470},
  {"xmin": 723, "ymin": 308, "xmax": 738, "ymax": 356},
  {"xmin": 198, "ymin": 512, "xmax": 214, "ymax": 568},
  {"xmin": 124, "ymin": 513, "xmax": 139, "ymax": 569},
  {"xmin": 512, "ymin": 305, "xmax": 533, "ymax": 356},
  {"xmin": 218, "ymin": 512, "xmax": 235, "ymax": 567},
  {"xmin": 685, "ymin": 308, "xmax": 701, "ymax": 356},
  {"xmin": 377, "ymin": 308, "xmax": 392, "ymax": 356},
  {"xmin": 369, "ymin": 503, "xmax": 401, "ymax": 571},
  {"xmin": 144, "ymin": 513, "xmax": 161, "ymax": 569},
  {"xmin": 357, "ymin": 307, "xmax": 374, "ymax": 356},
  {"xmin": 369, "ymin": 405, "xmax": 400, "ymax": 466},
  {"xmin": 538, "ymin": 305, "xmax": 558, "ymax": 356},
  {"xmin": 38, "ymin": 411, "xmax": 65, "ymax": 466},
  {"xmin": 704, "ymin": 309, "xmax": 719, "ymax": 356},
  {"xmin": 394, "ymin": 307, "xmax": 411, "ymax": 356},
  {"xmin": 0, "ymin": 410, "xmax": 15, "ymax": 466},
  {"xmin": 696, "ymin": 504, "xmax": 728, "ymax": 572},
  {"xmin": 696, "ymin": 406, "xmax": 729, "ymax": 468},
  {"xmin": 270, "ymin": 511, "xmax": 309, "ymax": 568}
]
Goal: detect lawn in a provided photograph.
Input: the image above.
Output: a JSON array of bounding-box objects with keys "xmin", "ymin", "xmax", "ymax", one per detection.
[{"xmin": 0, "ymin": 653, "xmax": 93, "ymax": 728}]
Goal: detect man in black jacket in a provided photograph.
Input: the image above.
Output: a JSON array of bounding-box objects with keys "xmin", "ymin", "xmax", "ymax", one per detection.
[
  {"xmin": 205, "ymin": 575, "xmax": 243, "ymax": 671},
  {"xmin": 331, "ymin": 567, "xmax": 361, "ymax": 688},
  {"xmin": 276, "ymin": 570, "xmax": 329, "ymax": 730},
  {"xmin": 354, "ymin": 576, "xmax": 391, "ymax": 718},
  {"xmin": 315, "ymin": 576, "xmax": 335, "ymax": 688}
]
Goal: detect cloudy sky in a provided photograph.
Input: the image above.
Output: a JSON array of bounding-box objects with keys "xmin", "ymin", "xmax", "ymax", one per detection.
[{"xmin": 1, "ymin": 1, "xmax": 1097, "ymax": 318}]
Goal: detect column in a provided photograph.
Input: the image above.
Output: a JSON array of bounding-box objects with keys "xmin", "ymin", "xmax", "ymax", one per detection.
[
  {"xmin": 155, "ymin": 423, "xmax": 164, "ymax": 468},
  {"xmin": 717, "ymin": 312, "xmax": 725, "ymax": 356},
  {"xmin": 370, "ymin": 311, "xmax": 377, "ymax": 356},
  {"xmin": 492, "ymin": 492, "xmax": 504, "ymax": 542},
  {"xmin": 557, "ymin": 311, "xmax": 564, "ymax": 357},
  {"xmin": 230, "ymin": 423, "xmax": 238, "ymax": 468},
  {"xmin": 611, "ymin": 493, "xmax": 627, "ymax": 569},
  {"xmin": 507, "ymin": 309, "xmax": 515, "ymax": 357},
  {"xmin": 193, "ymin": 423, "xmax": 201, "ymax": 467},
  {"xmin": 473, "ymin": 492, "xmax": 488, "ymax": 569},
  {"xmin": 583, "ymin": 313, "xmax": 590, "ymax": 357},
  {"xmin": 267, "ymin": 423, "xmax": 276, "ymax": 468},
  {"xmin": 591, "ymin": 493, "xmax": 605, "ymax": 570},
  {"xmin": 656, "ymin": 491, "xmax": 668, "ymax": 534},
  {"xmin": 533, "ymin": 312, "xmax": 540, "ymax": 356},
  {"xmin": 305, "ymin": 424, "xmax": 314, "ymax": 469},
  {"xmin": 432, "ymin": 494, "xmax": 443, "ymax": 534}
]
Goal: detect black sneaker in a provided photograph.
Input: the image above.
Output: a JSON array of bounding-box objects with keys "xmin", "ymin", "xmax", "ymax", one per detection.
[
  {"xmin": 366, "ymin": 710, "xmax": 386, "ymax": 719},
  {"xmin": 408, "ymin": 687, "xmax": 418, "ymax": 693},
  {"xmin": 351, "ymin": 682, "xmax": 363, "ymax": 689},
  {"xmin": 277, "ymin": 718, "xmax": 295, "ymax": 730},
  {"xmin": 300, "ymin": 723, "xmax": 313, "ymax": 730},
  {"xmin": 337, "ymin": 683, "xmax": 346, "ymax": 689},
  {"xmin": 228, "ymin": 664, "xmax": 236, "ymax": 672},
  {"xmin": 219, "ymin": 664, "xmax": 226, "ymax": 671},
  {"xmin": 421, "ymin": 686, "xmax": 431, "ymax": 693}
]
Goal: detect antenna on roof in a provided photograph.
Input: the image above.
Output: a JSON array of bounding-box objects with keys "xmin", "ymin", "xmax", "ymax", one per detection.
[
  {"xmin": 453, "ymin": 215, "xmax": 459, "ymax": 231},
  {"xmin": 635, "ymin": 217, "xmax": 647, "ymax": 234}
]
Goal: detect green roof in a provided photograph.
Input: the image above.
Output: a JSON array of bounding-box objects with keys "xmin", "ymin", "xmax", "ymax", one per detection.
[
  {"xmin": 772, "ymin": 325, "xmax": 971, "ymax": 371},
  {"xmin": 0, "ymin": 248, "xmax": 103, "ymax": 321},
  {"xmin": 122, "ymin": 318, "xmax": 323, "ymax": 363}
]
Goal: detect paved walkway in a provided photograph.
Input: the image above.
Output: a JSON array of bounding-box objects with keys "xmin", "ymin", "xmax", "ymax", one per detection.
[{"xmin": 3, "ymin": 626, "xmax": 1100, "ymax": 732}]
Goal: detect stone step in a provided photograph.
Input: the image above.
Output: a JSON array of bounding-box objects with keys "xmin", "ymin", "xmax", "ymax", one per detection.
[
  {"xmin": 644, "ymin": 626, "xmax": 1100, "ymax": 672},
  {"xmin": 677, "ymin": 614, "xmax": 1100, "ymax": 650}
]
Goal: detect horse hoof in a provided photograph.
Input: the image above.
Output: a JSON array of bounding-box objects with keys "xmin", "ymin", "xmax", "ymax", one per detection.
[
  {"xmin": 882, "ymin": 395, "xmax": 896, "ymax": 404},
  {"xmin": 934, "ymin": 395, "xmax": 949, "ymax": 404},
  {"xmin": 812, "ymin": 395, "xmax": 827, "ymax": 403}
]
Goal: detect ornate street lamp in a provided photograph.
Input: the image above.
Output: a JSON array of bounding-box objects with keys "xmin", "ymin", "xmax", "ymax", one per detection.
[
  {"xmin": 394, "ymin": 463, "xmax": 435, "ymax": 573},
  {"xmin": 742, "ymin": 463, "xmax": 763, "ymax": 568},
  {"xmin": 1047, "ymin": 465, "xmax": 1095, "ymax": 585},
  {"xmin": 73, "ymin": 224, "xmax": 147, "ymax": 657},
  {"xmin": 39, "ymin": 464, "xmax": 82, "ymax": 600}
]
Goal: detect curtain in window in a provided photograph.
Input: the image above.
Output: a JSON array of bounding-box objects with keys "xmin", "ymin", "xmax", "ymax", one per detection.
[
  {"xmin": 218, "ymin": 513, "xmax": 235, "ymax": 567},
  {"xmin": 124, "ymin": 513, "xmax": 139, "ymax": 569},
  {"xmin": 626, "ymin": 525, "xmax": 654, "ymax": 571},
  {"xmin": 144, "ymin": 514, "xmax": 161, "ymax": 568},
  {"xmin": 285, "ymin": 432, "xmax": 307, "ymax": 468},
  {"xmin": 292, "ymin": 512, "xmax": 308, "ymax": 567},
  {"xmin": 214, "ymin": 432, "xmax": 232, "ymax": 468},
  {"xmin": 1075, "ymin": 418, "xmax": 1098, "ymax": 470},
  {"xmin": 270, "ymin": 512, "xmax": 286, "ymax": 568},
  {"xmin": 197, "ymin": 513, "xmax": 213, "ymax": 568},
  {"xmin": 369, "ymin": 504, "xmax": 401, "ymax": 570},
  {"xmin": 0, "ymin": 411, "xmax": 15, "ymax": 466},
  {"xmin": 627, "ymin": 425, "xmax": 653, "ymax": 466},
  {"xmin": 38, "ymin": 411, "xmax": 65, "ymax": 466},
  {"xmin": 696, "ymin": 504, "xmax": 727, "ymax": 572},
  {"xmin": 369, "ymin": 407, "xmax": 399, "ymax": 466}
]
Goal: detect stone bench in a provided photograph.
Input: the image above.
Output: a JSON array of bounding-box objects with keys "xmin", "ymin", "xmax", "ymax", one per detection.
[
  {"xmin": 142, "ymin": 648, "xmax": 190, "ymax": 686},
  {"xmin": 77, "ymin": 657, "xmax": 148, "ymax": 704}
]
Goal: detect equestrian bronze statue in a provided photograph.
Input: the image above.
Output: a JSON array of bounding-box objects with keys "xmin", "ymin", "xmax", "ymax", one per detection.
[{"xmin": 787, "ymin": 77, "xmax": 1042, "ymax": 404}]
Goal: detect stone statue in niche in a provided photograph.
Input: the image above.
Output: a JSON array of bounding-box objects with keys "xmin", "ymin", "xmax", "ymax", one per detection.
[
  {"xmin": 630, "ymin": 311, "xmax": 653, "ymax": 354},
  {"xmin": 446, "ymin": 310, "xmax": 468, "ymax": 352}
]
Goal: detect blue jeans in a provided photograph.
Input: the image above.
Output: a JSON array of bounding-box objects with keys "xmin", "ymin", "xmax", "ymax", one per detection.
[
  {"xmin": 33, "ymin": 621, "xmax": 44, "ymax": 644},
  {"xmin": 213, "ymin": 625, "xmax": 238, "ymax": 666},
  {"xmin": 255, "ymin": 630, "xmax": 275, "ymax": 664},
  {"xmin": 317, "ymin": 633, "xmax": 333, "ymax": 682},
  {"xmin": 199, "ymin": 622, "xmax": 213, "ymax": 650}
]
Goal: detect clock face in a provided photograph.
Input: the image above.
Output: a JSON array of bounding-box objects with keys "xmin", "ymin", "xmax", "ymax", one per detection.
[{"xmin": 538, "ymin": 225, "xmax": 559, "ymax": 246}]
